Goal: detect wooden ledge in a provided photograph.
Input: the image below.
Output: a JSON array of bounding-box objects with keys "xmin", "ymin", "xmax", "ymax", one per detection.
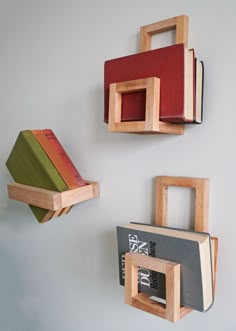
[{"xmin": 7, "ymin": 181, "xmax": 99, "ymax": 211}]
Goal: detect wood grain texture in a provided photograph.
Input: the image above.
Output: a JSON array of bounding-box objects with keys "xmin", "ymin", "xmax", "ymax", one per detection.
[
  {"xmin": 124, "ymin": 253, "xmax": 138, "ymax": 306},
  {"xmin": 36, "ymin": 207, "xmax": 73, "ymax": 223},
  {"xmin": 140, "ymin": 15, "xmax": 189, "ymax": 52},
  {"xmin": 8, "ymin": 181, "xmax": 99, "ymax": 211},
  {"xmin": 8, "ymin": 183, "xmax": 61, "ymax": 210},
  {"xmin": 166, "ymin": 263, "xmax": 181, "ymax": 322}
]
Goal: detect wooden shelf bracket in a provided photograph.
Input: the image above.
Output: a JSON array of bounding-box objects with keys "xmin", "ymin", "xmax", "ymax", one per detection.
[{"xmin": 7, "ymin": 181, "xmax": 99, "ymax": 211}]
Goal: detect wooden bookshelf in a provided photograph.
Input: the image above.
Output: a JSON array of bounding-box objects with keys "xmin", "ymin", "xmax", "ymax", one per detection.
[
  {"xmin": 124, "ymin": 176, "xmax": 218, "ymax": 323},
  {"xmin": 107, "ymin": 15, "xmax": 190, "ymax": 135}
]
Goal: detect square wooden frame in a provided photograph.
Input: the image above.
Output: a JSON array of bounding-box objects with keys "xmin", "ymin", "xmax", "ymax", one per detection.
[
  {"xmin": 125, "ymin": 252, "xmax": 182, "ymax": 322},
  {"xmin": 108, "ymin": 77, "xmax": 184, "ymax": 134}
]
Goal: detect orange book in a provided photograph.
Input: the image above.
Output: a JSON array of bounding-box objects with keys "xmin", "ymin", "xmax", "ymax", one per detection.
[{"xmin": 32, "ymin": 129, "xmax": 86, "ymax": 189}]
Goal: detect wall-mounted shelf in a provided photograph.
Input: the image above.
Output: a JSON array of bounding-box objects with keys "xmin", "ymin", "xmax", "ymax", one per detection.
[
  {"xmin": 105, "ymin": 14, "xmax": 199, "ymax": 134},
  {"xmin": 7, "ymin": 180, "xmax": 99, "ymax": 215},
  {"xmin": 6, "ymin": 130, "xmax": 100, "ymax": 222},
  {"xmin": 123, "ymin": 176, "xmax": 218, "ymax": 323}
]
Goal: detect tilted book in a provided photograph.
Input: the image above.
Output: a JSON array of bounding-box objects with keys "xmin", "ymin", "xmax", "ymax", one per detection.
[
  {"xmin": 117, "ymin": 223, "xmax": 214, "ymax": 312},
  {"xmin": 6, "ymin": 130, "xmax": 69, "ymax": 222},
  {"xmin": 32, "ymin": 129, "xmax": 86, "ymax": 189},
  {"xmin": 104, "ymin": 44, "xmax": 194, "ymax": 123}
]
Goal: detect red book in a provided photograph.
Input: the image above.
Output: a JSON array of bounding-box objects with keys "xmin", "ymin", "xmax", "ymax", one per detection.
[
  {"xmin": 32, "ymin": 129, "xmax": 86, "ymax": 189},
  {"xmin": 104, "ymin": 44, "xmax": 194, "ymax": 123}
]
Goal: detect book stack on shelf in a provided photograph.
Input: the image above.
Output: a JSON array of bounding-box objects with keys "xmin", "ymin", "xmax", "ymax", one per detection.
[
  {"xmin": 104, "ymin": 15, "xmax": 204, "ymax": 134},
  {"xmin": 6, "ymin": 130, "xmax": 99, "ymax": 223},
  {"xmin": 116, "ymin": 176, "xmax": 218, "ymax": 323}
]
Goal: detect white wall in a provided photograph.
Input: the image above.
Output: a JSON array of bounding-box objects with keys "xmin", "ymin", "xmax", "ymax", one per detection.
[{"xmin": 0, "ymin": 0, "xmax": 235, "ymax": 330}]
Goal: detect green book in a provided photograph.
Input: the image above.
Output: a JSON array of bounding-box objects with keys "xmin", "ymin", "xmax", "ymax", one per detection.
[{"xmin": 6, "ymin": 130, "xmax": 69, "ymax": 222}]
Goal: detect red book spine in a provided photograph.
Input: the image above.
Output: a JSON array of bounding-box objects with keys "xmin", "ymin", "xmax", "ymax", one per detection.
[
  {"xmin": 42, "ymin": 129, "xmax": 86, "ymax": 188},
  {"xmin": 32, "ymin": 129, "xmax": 86, "ymax": 189}
]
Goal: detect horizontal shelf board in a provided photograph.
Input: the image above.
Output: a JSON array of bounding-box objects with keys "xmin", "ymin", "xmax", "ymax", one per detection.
[{"xmin": 8, "ymin": 181, "xmax": 99, "ymax": 210}]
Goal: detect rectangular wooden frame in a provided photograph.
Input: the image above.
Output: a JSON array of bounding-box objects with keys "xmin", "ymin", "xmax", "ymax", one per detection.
[
  {"xmin": 155, "ymin": 175, "xmax": 218, "ymax": 319},
  {"xmin": 140, "ymin": 15, "xmax": 189, "ymax": 52},
  {"xmin": 155, "ymin": 176, "xmax": 209, "ymax": 232}
]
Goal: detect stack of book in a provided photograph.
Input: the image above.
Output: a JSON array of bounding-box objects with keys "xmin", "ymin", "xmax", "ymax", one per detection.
[
  {"xmin": 6, "ymin": 129, "xmax": 86, "ymax": 223},
  {"xmin": 117, "ymin": 222, "xmax": 214, "ymax": 313}
]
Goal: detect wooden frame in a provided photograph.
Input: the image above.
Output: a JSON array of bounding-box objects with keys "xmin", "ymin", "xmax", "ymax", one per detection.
[
  {"xmin": 154, "ymin": 176, "xmax": 218, "ymax": 320},
  {"xmin": 140, "ymin": 15, "xmax": 189, "ymax": 52},
  {"xmin": 155, "ymin": 176, "xmax": 209, "ymax": 232},
  {"xmin": 108, "ymin": 77, "xmax": 184, "ymax": 134},
  {"xmin": 125, "ymin": 252, "xmax": 181, "ymax": 322},
  {"xmin": 7, "ymin": 181, "xmax": 99, "ymax": 211}
]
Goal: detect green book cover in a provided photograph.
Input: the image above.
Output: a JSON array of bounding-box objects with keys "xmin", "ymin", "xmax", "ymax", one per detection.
[{"xmin": 6, "ymin": 130, "xmax": 69, "ymax": 222}]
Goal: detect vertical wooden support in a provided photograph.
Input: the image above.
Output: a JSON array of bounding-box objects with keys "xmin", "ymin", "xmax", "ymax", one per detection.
[{"xmin": 154, "ymin": 175, "xmax": 218, "ymax": 319}]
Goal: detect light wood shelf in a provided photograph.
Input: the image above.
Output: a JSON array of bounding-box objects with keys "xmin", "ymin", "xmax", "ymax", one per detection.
[
  {"xmin": 7, "ymin": 181, "xmax": 99, "ymax": 211},
  {"xmin": 124, "ymin": 176, "xmax": 218, "ymax": 323},
  {"xmin": 107, "ymin": 15, "xmax": 190, "ymax": 135}
]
